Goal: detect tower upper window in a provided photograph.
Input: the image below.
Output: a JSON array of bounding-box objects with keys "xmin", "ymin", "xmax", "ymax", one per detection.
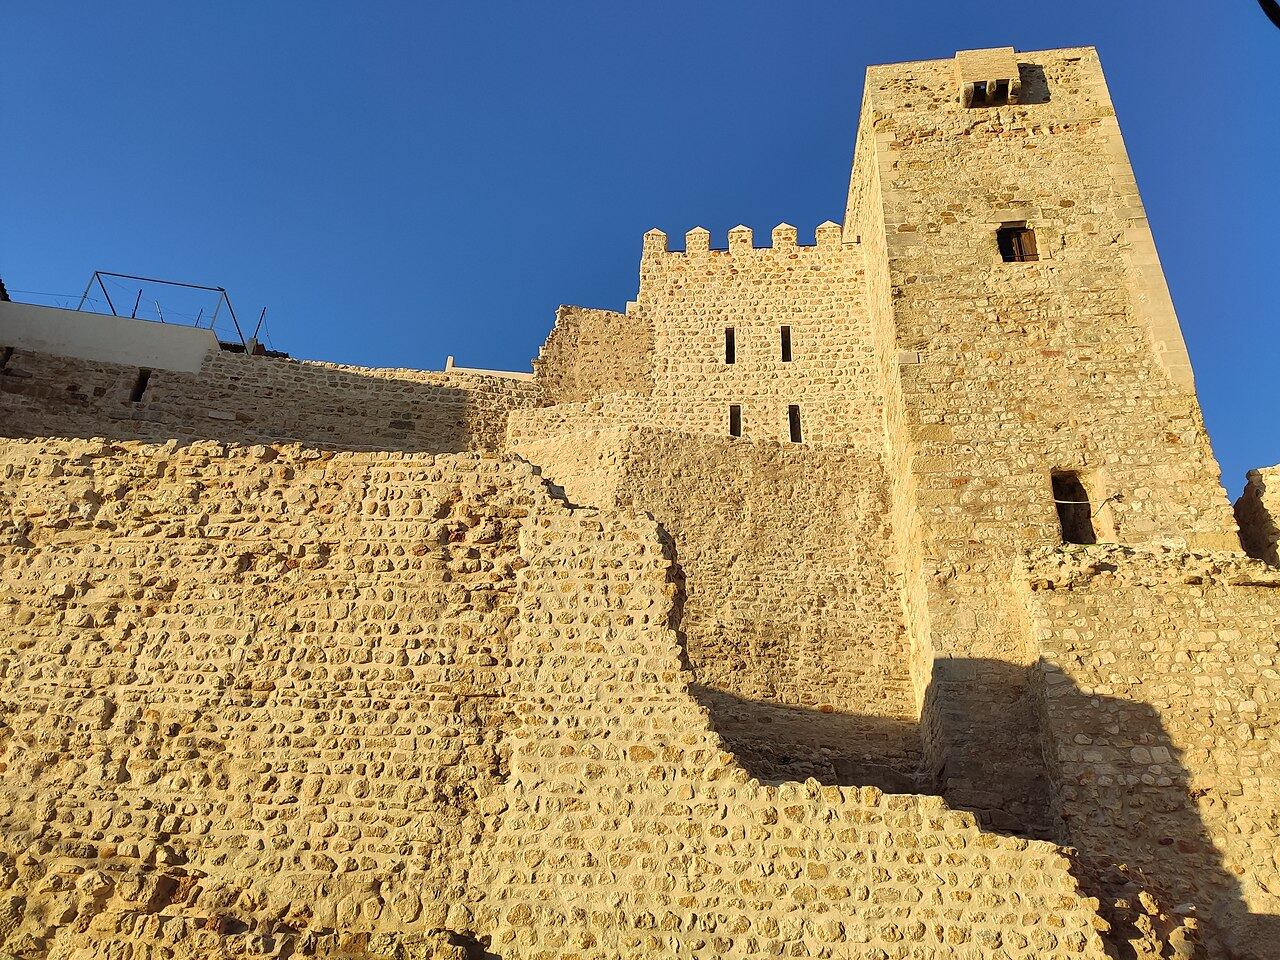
[
  {"xmin": 788, "ymin": 405, "xmax": 802, "ymax": 443},
  {"xmin": 997, "ymin": 224, "xmax": 1038, "ymax": 263},
  {"xmin": 955, "ymin": 47, "xmax": 1022, "ymax": 108},
  {"xmin": 725, "ymin": 327, "xmax": 736, "ymax": 364},
  {"xmin": 729, "ymin": 404, "xmax": 742, "ymax": 437},
  {"xmin": 780, "ymin": 325, "xmax": 792, "ymax": 362}
]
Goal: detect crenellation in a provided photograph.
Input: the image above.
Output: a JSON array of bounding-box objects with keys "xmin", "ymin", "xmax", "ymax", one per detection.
[{"xmin": 0, "ymin": 41, "xmax": 1277, "ymax": 960}]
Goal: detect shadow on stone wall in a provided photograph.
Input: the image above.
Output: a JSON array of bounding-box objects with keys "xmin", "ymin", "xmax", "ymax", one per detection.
[
  {"xmin": 695, "ymin": 653, "xmax": 1278, "ymax": 958},
  {"xmin": 691, "ymin": 685, "xmax": 922, "ymax": 792},
  {"xmin": 1016, "ymin": 63, "xmax": 1051, "ymax": 105},
  {"xmin": 922, "ymin": 657, "xmax": 1057, "ymax": 839},
  {"xmin": 1037, "ymin": 658, "xmax": 1280, "ymax": 960}
]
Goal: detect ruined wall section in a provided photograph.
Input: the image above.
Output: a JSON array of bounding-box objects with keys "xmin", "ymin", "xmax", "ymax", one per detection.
[
  {"xmin": 0, "ymin": 438, "xmax": 1112, "ymax": 959},
  {"xmin": 1022, "ymin": 545, "xmax": 1280, "ymax": 959},
  {"xmin": 510, "ymin": 425, "xmax": 919, "ymax": 786},
  {"xmin": 1235, "ymin": 466, "xmax": 1280, "ymax": 566},
  {"xmin": 532, "ymin": 304, "xmax": 654, "ymax": 404},
  {"xmin": 634, "ymin": 224, "xmax": 880, "ymax": 448},
  {"xmin": 0, "ymin": 345, "xmax": 540, "ymax": 452}
]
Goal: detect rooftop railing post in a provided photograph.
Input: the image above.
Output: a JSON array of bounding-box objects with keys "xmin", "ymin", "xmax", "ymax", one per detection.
[
  {"xmin": 95, "ymin": 273, "xmax": 119, "ymax": 317},
  {"xmin": 75, "ymin": 276, "xmax": 95, "ymax": 312},
  {"xmin": 218, "ymin": 289, "xmax": 247, "ymax": 346}
]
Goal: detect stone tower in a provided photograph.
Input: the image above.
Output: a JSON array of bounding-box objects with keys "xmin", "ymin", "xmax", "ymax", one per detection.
[{"xmin": 845, "ymin": 44, "xmax": 1240, "ymax": 832}]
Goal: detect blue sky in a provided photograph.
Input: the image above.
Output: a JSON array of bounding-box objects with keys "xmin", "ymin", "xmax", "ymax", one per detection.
[{"xmin": 3, "ymin": 3, "xmax": 1277, "ymax": 491}]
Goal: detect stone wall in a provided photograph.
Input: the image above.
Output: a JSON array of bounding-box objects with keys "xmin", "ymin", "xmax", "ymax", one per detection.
[
  {"xmin": 1236, "ymin": 466, "xmax": 1280, "ymax": 565},
  {"xmin": 0, "ymin": 345, "xmax": 540, "ymax": 453},
  {"xmin": 508, "ymin": 392, "xmax": 674, "ymax": 447},
  {"xmin": 0, "ymin": 438, "xmax": 1111, "ymax": 959},
  {"xmin": 533, "ymin": 304, "xmax": 654, "ymax": 403},
  {"xmin": 1021, "ymin": 545, "xmax": 1280, "ymax": 959},
  {"xmin": 510, "ymin": 425, "xmax": 919, "ymax": 788},
  {"xmin": 630, "ymin": 224, "xmax": 881, "ymax": 448}
]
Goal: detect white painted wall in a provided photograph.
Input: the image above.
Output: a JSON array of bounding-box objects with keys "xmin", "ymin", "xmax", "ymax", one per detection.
[{"xmin": 0, "ymin": 301, "xmax": 216, "ymax": 374}]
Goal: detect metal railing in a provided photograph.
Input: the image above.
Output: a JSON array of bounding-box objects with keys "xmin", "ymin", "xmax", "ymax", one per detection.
[{"xmin": 75, "ymin": 271, "xmax": 248, "ymax": 347}]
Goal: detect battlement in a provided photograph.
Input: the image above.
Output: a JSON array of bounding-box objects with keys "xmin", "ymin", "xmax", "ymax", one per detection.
[{"xmin": 641, "ymin": 220, "xmax": 847, "ymax": 257}]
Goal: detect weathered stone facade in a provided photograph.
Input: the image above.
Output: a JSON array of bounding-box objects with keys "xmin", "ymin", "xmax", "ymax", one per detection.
[{"xmin": 0, "ymin": 43, "xmax": 1277, "ymax": 960}]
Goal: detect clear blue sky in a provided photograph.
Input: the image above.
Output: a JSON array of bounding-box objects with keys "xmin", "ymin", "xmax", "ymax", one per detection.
[{"xmin": 3, "ymin": 3, "xmax": 1277, "ymax": 491}]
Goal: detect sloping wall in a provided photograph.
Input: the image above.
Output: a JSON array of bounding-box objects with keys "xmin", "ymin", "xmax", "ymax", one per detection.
[{"xmin": 533, "ymin": 305, "xmax": 654, "ymax": 403}]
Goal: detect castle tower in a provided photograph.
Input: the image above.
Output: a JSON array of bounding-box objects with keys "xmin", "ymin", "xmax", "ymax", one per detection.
[{"xmin": 847, "ymin": 46, "xmax": 1240, "ymax": 830}]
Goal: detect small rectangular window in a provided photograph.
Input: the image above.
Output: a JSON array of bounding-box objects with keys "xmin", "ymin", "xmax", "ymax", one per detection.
[
  {"xmin": 1052, "ymin": 472, "xmax": 1097, "ymax": 545},
  {"xmin": 965, "ymin": 79, "xmax": 1012, "ymax": 108},
  {"xmin": 997, "ymin": 224, "xmax": 1038, "ymax": 263},
  {"xmin": 788, "ymin": 405, "xmax": 802, "ymax": 443},
  {"xmin": 728, "ymin": 404, "xmax": 742, "ymax": 437},
  {"xmin": 725, "ymin": 327, "xmax": 736, "ymax": 364},
  {"xmin": 780, "ymin": 325, "xmax": 792, "ymax": 362},
  {"xmin": 130, "ymin": 368, "xmax": 152, "ymax": 403}
]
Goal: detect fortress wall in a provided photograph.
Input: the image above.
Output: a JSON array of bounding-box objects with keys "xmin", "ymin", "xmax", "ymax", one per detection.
[
  {"xmin": 1235, "ymin": 467, "xmax": 1280, "ymax": 566},
  {"xmin": 852, "ymin": 47, "xmax": 1242, "ymax": 836},
  {"xmin": 533, "ymin": 304, "xmax": 654, "ymax": 403},
  {"xmin": 0, "ymin": 343, "xmax": 540, "ymax": 452},
  {"xmin": 1020, "ymin": 546, "xmax": 1280, "ymax": 957},
  {"xmin": 510, "ymin": 425, "xmax": 919, "ymax": 786},
  {"xmin": 0, "ymin": 440, "xmax": 536, "ymax": 954},
  {"xmin": 0, "ymin": 437, "xmax": 1111, "ymax": 959},
  {"xmin": 633, "ymin": 226, "xmax": 881, "ymax": 448}
]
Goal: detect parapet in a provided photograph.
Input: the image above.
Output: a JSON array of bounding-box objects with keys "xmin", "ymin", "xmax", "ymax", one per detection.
[{"xmin": 641, "ymin": 221, "xmax": 847, "ymax": 259}]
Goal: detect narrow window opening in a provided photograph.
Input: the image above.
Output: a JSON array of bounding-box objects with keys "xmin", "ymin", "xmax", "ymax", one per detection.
[
  {"xmin": 997, "ymin": 223, "xmax": 1038, "ymax": 263},
  {"xmin": 1052, "ymin": 472, "xmax": 1097, "ymax": 545},
  {"xmin": 780, "ymin": 325, "xmax": 792, "ymax": 362},
  {"xmin": 728, "ymin": 404, "xmax": 742, "ymax": 438},
  {"xmin": 130, "ymin": 368, "xmax": 152, "ymax": 403},
  {"xmin": 967, "ymin": 79, "xmax": 1012, "ymax": 108},
  {"xmin": 724, "ymin": 327, "xmax": 736, "ymax": 364},
  {"xmin": 0, "ymin": 347, "xmax": 12, "ymax": 370},
  {"xmin": 787, "ymin": 405, "xmax": 802, "ymax": 443}
]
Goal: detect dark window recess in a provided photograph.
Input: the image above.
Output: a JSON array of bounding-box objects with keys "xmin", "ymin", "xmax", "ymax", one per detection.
[
  {"xmin": 130, "ymin": 369, "xmax": 152, "ymax": 403},
  {"xmin": 780, "ymin": 325, "xmax": 792, "ymax": 362},
  {"xmin": 1052, "ymin": 472, "xmax": 1097, "ymax": 545},
  {"xmin": 788, "ymin": 405, "xmax": 802, "ymax": 443},
  {"xmin": 997, "ymin": 224, "xmax": 1038, "ymax": 263},
  {"xmin": 728, "ymin": 404, "xmax": 742, "ymax": 438},
  {"xmin": 966, "ymin": 79, "xmax": 1012, "ymax": 108},
  {"xmin": 725, "ymin": 327, "xmax": 736, "ymax": 364},
  {"xmin": 0, "ymin": 346, "xmax": 12, "ymax": 370}
]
